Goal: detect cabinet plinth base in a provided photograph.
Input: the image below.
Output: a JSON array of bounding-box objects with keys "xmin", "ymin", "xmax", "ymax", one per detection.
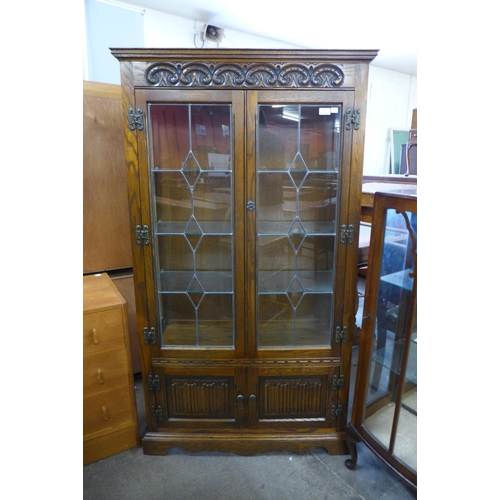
[{"xmin": 141, "ymin": 431, "xmax": 349, "ymax": 456}]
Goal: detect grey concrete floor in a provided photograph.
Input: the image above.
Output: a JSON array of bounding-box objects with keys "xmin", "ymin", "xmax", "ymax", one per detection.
[
  {"xmin": 83, "ymin": 441, "xmax": 415, "ymax": 500},
  {"xmin": 83, "ymin": 347, "xmax": 416, "ymax": 499}
]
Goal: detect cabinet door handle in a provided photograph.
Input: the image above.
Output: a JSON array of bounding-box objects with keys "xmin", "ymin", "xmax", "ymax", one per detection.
[
  {"xmin": 246, "ymin": 201, "xmax": 256, "ymax": 211},
  {"xmin": 97, "ymin": 369, "xmax": 104, "ymax": 385},
  {"xmin": 102, "ymin": 406, "xmax": 109, "ymax": 421},
  {"xmin": 92, "ymin": 328, "xmax": 99, "ymax": 344},
  {"xmin": 249, "ymin": 394, "xmax": 256, "ymax": 401},
  {"xmin": 236, "ymin": 394, "xmax": 244, "ymax": 402}
]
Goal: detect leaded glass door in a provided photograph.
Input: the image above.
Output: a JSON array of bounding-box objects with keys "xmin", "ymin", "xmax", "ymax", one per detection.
[
  {"xmin": 136, "ymin": 89, "xmax": 246, "ymax": 358},
  {"xmin": 246, "ymin": 91, "xmax": 355, "ymax": 357}
]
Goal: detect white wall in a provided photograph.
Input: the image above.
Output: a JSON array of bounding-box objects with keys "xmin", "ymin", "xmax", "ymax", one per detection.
[
  {"xmin": 84, "ymin": 0, "xmax": 145, "ymax": 83},
  {"xmin": 144, "ymin": 10, "xmax": 298, "ymax": 49},
  {"xmin": 364, "ymin": 66, "xmax": 417, "ymax": 175},
  {"xmin": 84, "ymin": 3, "xmax": 417, "ymax": 175}
]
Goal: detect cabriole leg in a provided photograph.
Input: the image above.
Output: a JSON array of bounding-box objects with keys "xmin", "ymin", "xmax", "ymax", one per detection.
[{"xmin": 345, "ymin": 432, "xmax": 358, "ymax": 470}]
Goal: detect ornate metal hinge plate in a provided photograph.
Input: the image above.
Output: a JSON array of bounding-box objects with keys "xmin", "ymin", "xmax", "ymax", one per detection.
[
  {"xmin": 331, "ymin": 404, "xmax": 343, "ymax": 420},
  {"xmin": 340, "ymin": 224, "xmax": 354, "ymax": 244},
  {"xmin": 148, "ymin": 375, "xmax": 160, "ymax": 392},
  {"xmin": 332, "ymin": 374, "xmax": 345, "ymax": 390},
  {"xmin": 151, "ymin": 405, "xmax": 163, "ymax": 421},
  {"xmin": 143, "ymin": 326, "xmax": 157, "ymax": 344},
  {"xmin": 128, "ymin": 108, "xmax": 144, "ymax": 131},
  {"xmin": 136, "ymin": 225, "xmax": 150, "ymax": 245},
  {"xmin": 335, "ymin": 326, "xmax": 348, "ymax": 344},
  {"xmin": 345, "ymin": 108, "xmax": 361, "ymax": 130}
]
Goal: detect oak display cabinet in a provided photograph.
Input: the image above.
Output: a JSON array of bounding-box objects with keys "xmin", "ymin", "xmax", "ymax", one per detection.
[
  {"xmin": 346, "ymin": 192, "xmax": 417, "ymax": 491},
  {"xmin": 112, "ymin": 48, "xmax": 378, "ymax": 455}
]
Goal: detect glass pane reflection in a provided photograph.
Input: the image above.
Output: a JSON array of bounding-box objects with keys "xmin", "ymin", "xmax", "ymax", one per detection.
[
  {"xmin": 149, "ymin": 103, "xmax": 234, "ymax": 348},
  {"xmin": 363, "ymin": 208, "xmax": 417, "ymax": 473},
  {"xmin": 256, "ymin": 104, "xmax": 341, "ymax": 348}
]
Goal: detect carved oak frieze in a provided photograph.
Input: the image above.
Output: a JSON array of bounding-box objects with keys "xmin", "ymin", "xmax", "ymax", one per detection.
[{"xmin": 145, "ymin": 61, "xmax": 345, "ymax": 88}]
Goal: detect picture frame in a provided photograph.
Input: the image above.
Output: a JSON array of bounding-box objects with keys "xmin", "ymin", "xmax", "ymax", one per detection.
[{"xmin": 389, "ymin": 128, "xmax": 409, "ymax": 174}]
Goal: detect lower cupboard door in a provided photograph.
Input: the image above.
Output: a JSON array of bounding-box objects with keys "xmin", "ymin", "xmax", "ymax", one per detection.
[
  {"xmin": 247, "ymin": 366, "xmax": 339, "ymax": 430},
  {"xmin": 151, "ymin": 366, "xmax": 246, "ymax": 430}
]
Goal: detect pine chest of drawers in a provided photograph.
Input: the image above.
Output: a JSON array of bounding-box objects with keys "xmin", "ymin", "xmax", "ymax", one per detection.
[{"xmin": 83, "ymin": 273, "xmax": 139, "ymax": 465}]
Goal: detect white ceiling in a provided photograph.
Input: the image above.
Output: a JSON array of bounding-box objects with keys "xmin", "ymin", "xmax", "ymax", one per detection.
[{"xmin": 127, "ymin": 0, "xmax": 417, "ymax": 76}]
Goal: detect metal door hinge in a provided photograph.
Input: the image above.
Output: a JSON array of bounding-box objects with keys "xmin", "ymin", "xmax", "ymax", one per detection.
[
  {"xmin": 148, "ymin": 374, "xmax": 160, "ymax": 392},
  {"xmin": 331, "ymin": 404, "xmax": 343, "ymax": 420},
  {"xmin": 151, "ymin": 405, "xmax": 163, "ymax": 421},
  {"xmin": 136, "ymin": 225, "xmax": 150, "ymax": 245},
  {"xmin": 143, "ymin": 326, "xmax": 157, "ymax": 344},
  {"xmin": 128, "ymin": 108, "xmax": 144, "ymax": 131},
  {"xmin": 335, "ymin": 326, "xmax": 348, "ymax": 344},
  {"xmin": 345, "ymin": 108, "xmax": 361, "ymax": 131},
  {"xmin": 332, "ymin": 374, "xmax": 345, "ymax": 391},
  {"xmin": 340, "ymin": 224, "xmax": 354, "ymax": 244}
]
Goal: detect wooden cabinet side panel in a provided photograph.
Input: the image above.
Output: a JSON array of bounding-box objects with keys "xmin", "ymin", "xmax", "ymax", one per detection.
[
  {"xmin": 118, "ymin": 61, "xmax": 153, "ymax": 395},
  {"xmin": 112, "ymin": 274, "xmax": 141, "ymax": 373},
  {"xmin": 338, "ymin": 64, "xmax": 372, "ymax": 426},
  {"xmin": 83, "ymin": 81, "xmax": 133, "ymax": 273}
]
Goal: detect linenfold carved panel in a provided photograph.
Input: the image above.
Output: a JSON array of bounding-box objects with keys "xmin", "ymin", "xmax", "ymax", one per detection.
[
  {"xmin": 167, "ymin": 377, "xmax": 232, "ymax": 417},
  {"xmin": 145, "ymin": 62, "xmax": 345, "ymax": 88},
  {"xmin": 261, "ymin": 377, "xmax": 325, "ymax": 418}
]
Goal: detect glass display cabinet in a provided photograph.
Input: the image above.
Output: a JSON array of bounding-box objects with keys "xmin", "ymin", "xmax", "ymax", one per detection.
[
  {"xmin": 112, "ymin": 49, "xmax": 378, "ymax": 456},
  {"xmin": 346, "ymin": 192, "xmax": 417, "ymax": 491}
]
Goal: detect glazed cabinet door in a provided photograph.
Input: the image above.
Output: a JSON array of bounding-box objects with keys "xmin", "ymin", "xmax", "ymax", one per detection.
[
  {"xmin": 245, "ymin": 90, "xmax": 356, "ymax": 359},
  {"xmin": 134, "ymin": 89, "xmax": 246, "ymax": 359},
  {"xmin": 149, "ymin": 364, "xmax": 246, "ymax": 430}
]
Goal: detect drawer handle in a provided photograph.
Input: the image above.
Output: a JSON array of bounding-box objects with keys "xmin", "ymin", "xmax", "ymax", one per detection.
[
  {"xmin": 102, "ymin": 406, "xmax": 109, "ymax": 421},
  {"xmin": 97, "ymin": 369, "xmax": 104, "ymax": 385},
  {"xmin": 92, "ymin": 328, "xmax": 99, "ymax": 345}
]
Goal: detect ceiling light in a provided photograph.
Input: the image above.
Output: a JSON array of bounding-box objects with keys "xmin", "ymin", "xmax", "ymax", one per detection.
[
  {"xmin": 282, "ymin": 111, "xmax": 299, "ymax": 122},
  {"xmin": 96, "ymin": 0, "xmax": 145, "ymax": 14}
]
